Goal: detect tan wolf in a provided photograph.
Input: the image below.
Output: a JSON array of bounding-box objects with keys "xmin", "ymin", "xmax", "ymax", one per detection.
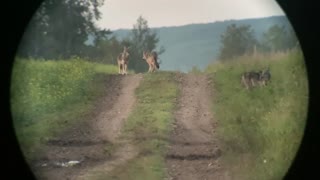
[
  {"xmin": 117, "ymin": 46, "xmax": 130, "ymax": 75},
  {"xmin": 142, "ymin": 51, "xmax": 159, "ymax": 73}
]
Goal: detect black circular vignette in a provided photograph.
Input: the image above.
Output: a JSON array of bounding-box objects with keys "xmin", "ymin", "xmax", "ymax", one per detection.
[
  {"xmin": 2, "ymin": 1, "xmax": 44, "ymax": 179},
  {"xmin": 2, "ymin": 0, "xmax": 319, "ymax": 179},
  {"xmin": 277, "ymin": 0, "xmax": 320, "ymax": 179}
]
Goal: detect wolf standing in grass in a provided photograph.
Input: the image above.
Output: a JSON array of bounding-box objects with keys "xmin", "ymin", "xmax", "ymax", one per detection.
[
  {"xmin": 241, "ymin": 68, "xmax": 271, "ymax": 89},
  {"xmin": 241, "ymin": 71, "xmax": 261, "ymax": 89},
  {"xmin": 117, "ymin": 46, "xmax": 130, "ymax": 75}
]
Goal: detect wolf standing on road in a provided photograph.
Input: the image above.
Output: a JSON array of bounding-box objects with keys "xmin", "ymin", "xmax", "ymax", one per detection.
[
  {"xmin": 142, "ymin": 51, "xmax": 160, "ymax": 73},
  {"xmin": 117, "ymin": 46, "xmax": 130, "ymax": 75}
]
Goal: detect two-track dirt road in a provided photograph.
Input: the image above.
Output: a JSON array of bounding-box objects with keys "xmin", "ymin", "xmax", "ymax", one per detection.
[{"xmin": 29, "ymin": 73, "xmax": 230, "ymax": 180}]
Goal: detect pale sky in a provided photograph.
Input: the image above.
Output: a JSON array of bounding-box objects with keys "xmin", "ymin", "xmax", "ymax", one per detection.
[{"xmin": 97, "ymin": 0, "xmax": 285, "ymax": 30}]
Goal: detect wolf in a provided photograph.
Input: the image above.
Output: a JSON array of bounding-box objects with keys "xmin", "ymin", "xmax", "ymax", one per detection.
[
  {"xmin": 117, "ymin": 46, "xmax": 130, "ymax": 75},
  {"xmin": 241, "ymin": 71, "xmax": 262, "ymax": 90},
  {"xmin": 241, "ymin": 67, "xmax": 271, "ymax": 89},
  {"xmin": 142, "ymin": 51, "xmax": 160, "ymax": 73}
]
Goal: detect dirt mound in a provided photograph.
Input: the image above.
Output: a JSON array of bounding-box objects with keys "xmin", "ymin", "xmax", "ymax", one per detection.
[{"xmin": 166, "ymin": 74, "xmax": 231, "ymax": 180}]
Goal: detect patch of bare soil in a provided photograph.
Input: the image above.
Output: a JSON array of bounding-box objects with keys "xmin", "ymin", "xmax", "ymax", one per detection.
[
  {"xmin": 166, "ymin": 73, "xmax": 231, "ymax": 180},
  {"xmin": 30, "ymin": 74, "xmax": 142, "ymax": 180}
]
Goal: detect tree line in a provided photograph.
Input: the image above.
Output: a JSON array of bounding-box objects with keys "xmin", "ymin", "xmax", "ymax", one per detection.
[
  {"xmin": 218, "ymin": 23, "xmax": 300, "ymax": 61},
  {"xmin": 17, "ymin": 0, "xmax": 163, "ymax": 73},
  {"xmin": 17, "ymin": 0, "xmax": 299, "ymax": 70}
]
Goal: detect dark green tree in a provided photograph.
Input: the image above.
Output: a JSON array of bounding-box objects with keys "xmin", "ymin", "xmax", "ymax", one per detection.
[
  {"xmin": 261, "ymin": 24, "xmax": 298, "ymax": 52},
  {"xmin": 18, "ymin": 0, "xmax": 106, "ymax": 59},
  {"xmin": 126, "ymin": 16, "xmax": 165, "ymax": 72},
  {"xmin": 219, "ymin": 24, "xmax": 257, "ymax": 60}
]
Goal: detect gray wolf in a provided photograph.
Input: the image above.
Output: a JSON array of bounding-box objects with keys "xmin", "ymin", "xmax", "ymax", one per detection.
[{"xmin": 241, "ymin": 68, "xmax": 271, "ymax": 89}]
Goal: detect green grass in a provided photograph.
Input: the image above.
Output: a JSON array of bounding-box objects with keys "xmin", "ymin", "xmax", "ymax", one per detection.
[
  {"xmin": 10, "ymin": 58, "xmax": 119, "ymax": 160},
  {"xmin": 205, "ymin": 49, "xmax": 308, "ymax": 180},
  {"xmin": 11, "ymin": 49, "xmax": 307, "ymax": 179},
  {"xmin": 99, "ymin": 71, "xmax": 179, "ymax": 180}
]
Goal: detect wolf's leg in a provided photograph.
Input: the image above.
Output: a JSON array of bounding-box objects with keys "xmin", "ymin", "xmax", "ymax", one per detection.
[
  {"xmin": 246, "ymin": 80, "xmax": 250, "ymax": 90},
  {"xmin": 126, "ymin": 63, "xmax": 128, "ymax": 75},
  {"xmin": 152, "ymin": 64, "xmax": 155, "ymax": 72},
  {"xmin": 243, "ymin": 78, "xmax": 249, "ymax": 90},
  {"xmin": 251, "ymin": 79, "xmax": 255, "ymax": 87},
  {"xmin": 124, "ymin": 63, "xmax": 127, "ymax": 75},
  {"xmin": 148, "ymin": 64, "xmax": 151, "ymax": 73},
  {"xmin": 243, "ymin": 81, "xmax": 248, "ymax": 89},
  {"xmin": 241, "ymin": 76, "xmax": 247, "ymax": 90}
]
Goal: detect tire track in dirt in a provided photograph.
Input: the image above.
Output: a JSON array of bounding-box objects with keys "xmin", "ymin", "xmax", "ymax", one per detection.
[
  {"xmin": 166, "ymin": 73, "xmax": 231, "ymax": 180},
  {"xmin": 31, "ymin": 74, "xmax": 142, "ymax": 180},
  {"xmin": 75, "ymin": 74, "xmax": 143, "ymax": 179}
]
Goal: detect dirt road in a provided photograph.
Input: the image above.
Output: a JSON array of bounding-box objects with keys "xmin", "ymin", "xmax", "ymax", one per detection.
[
  {"xmin": 31, "ymin": 74, "xmax": 142, "ymax": 180},
  {"xmin": 166, "ymin": 73, "xmax": 231, "ymax": 180},
  {"xmin": 30, "ymin": 73, "xmax": 229, "ymax": 180}
]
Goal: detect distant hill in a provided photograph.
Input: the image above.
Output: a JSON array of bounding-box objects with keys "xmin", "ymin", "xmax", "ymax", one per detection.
[{"xmin": 88, "ymin": 16, "xmax": 295, "ymax": 72}]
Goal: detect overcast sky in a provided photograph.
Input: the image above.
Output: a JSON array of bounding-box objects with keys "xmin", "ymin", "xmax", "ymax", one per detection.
[{"xmin": 97, "ymin": 0, "xmax": 285, "ymax": 30}]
